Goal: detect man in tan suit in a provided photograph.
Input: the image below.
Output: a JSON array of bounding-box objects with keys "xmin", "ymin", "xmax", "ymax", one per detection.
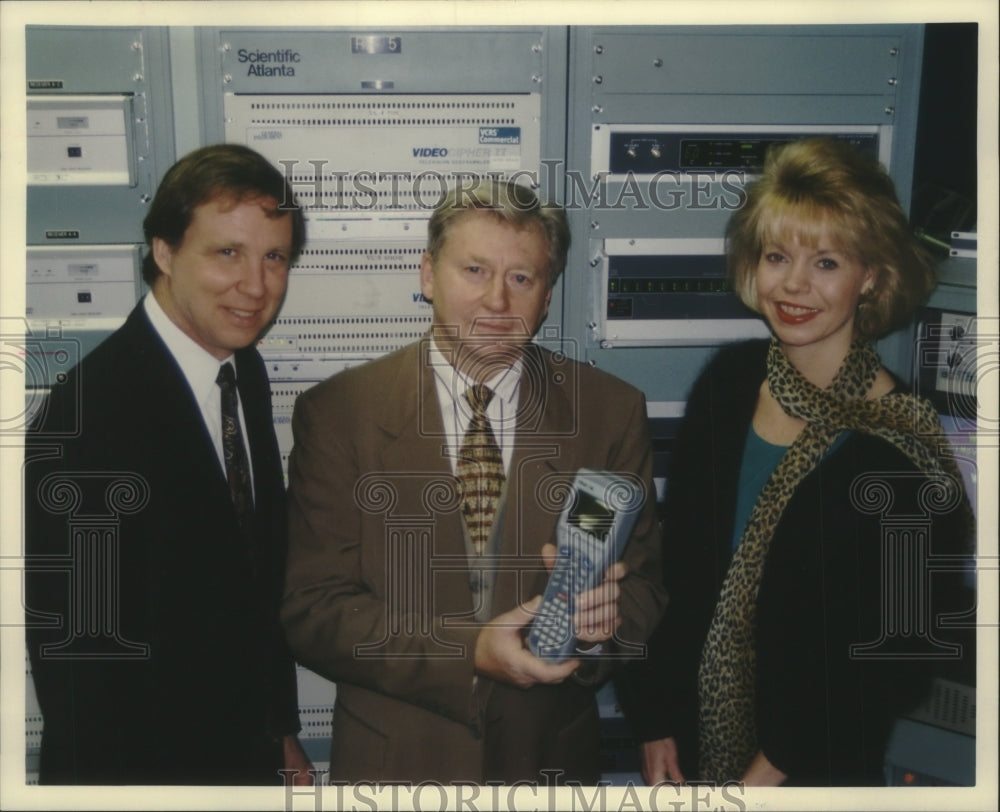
[{"xmin": 281, "ymin": 179, "xmax": 666, "ymax": 784}]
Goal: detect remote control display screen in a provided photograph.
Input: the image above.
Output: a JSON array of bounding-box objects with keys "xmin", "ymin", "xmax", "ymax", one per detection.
[{"xmin": 568, "ymin": 490, "xmax": 615, "ymax": 541}]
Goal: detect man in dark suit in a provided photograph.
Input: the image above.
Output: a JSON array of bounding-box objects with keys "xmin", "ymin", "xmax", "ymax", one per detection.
[
  {"xmin": 25, "ymin": 144, "xmax": 312, "ymax": 785},
  {"xmin": 281, "ymin": 179, "xmax": 666, "ymax": 784}
]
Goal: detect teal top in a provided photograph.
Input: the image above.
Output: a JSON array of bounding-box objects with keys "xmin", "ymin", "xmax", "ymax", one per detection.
[
  {"xmin": 732, "ymin": 426, "xmax": 788, "ymax": 551},
  {"xmin": 731, "ymin": 426, "xmax": 850, "ymax": 551}
]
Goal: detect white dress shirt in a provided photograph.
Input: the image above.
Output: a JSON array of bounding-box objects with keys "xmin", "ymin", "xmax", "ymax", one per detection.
[
  {"xmin": 427, "ymin": 337, "xmax": 521, "ymax": 475},
  {"xmin": 143, "ymin": 293, "xmax": 254, "ymax": 493}
]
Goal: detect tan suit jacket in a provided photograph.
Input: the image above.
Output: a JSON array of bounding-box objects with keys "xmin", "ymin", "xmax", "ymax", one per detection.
[{"xmin": 281, "ymin": 337, "xmax": 665, "ymax": 784}]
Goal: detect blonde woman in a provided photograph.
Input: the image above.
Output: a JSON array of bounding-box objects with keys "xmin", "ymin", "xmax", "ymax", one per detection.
[{"xmin": 615, "ymin": 138, "xmax": 974, "ymax": 786}]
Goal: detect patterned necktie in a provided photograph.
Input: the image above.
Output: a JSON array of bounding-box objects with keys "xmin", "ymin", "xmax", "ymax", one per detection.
[
  {"xmin": 456, "ymin": 384, "xmax": 505, "ymax": 556},
  {"xmin": 216, "ymin": 362, "xmax": 254, "ymax": 536}
]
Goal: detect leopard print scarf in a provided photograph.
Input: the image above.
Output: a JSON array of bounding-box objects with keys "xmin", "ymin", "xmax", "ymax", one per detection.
[{"xmin": 697, "ymin": 337, "xmax": 968, "ymax": 782}]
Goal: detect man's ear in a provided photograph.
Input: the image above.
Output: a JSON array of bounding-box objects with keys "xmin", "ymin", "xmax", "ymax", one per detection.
[
  {"xmin": 539, "ymin": 284, "xmax": 552, "ymax": 320},
  {"xmin": 151, "ymin": 237, "xmax": 175, "ymax": 278},
  {"xmin": 419, "ymin": 251, "xmax": 435, "ymax": 302}
]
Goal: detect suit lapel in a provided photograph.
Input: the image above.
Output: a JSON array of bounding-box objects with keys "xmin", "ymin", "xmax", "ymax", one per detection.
[
  {"xmin": 122, "ymin": 303, "xmax": 238, "ymax": 516},
  {"xmin": 375, "ymin": 341, "xmax": 468, "ymax": 559},
  {"xmin": 495, "ymin": 347, "xmax": 578, "ymax": 611}
]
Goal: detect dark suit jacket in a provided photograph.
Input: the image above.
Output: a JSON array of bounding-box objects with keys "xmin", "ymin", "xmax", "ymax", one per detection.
[
  {"xmin": 25, "ymin": 302, "xmax": 300, "ymax": 785},
  {"xmin": 281, "ymin": 337, "xmax": 666, "ymax": 784}
]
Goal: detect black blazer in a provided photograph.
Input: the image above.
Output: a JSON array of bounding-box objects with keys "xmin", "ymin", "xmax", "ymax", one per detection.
[
  {"xmin": 614, "ymin": 340, "xmax": 974, "ymax": 785},
  {"xmin": 25, "ymin": 302, "xmax": 299, "ymax": 785}
]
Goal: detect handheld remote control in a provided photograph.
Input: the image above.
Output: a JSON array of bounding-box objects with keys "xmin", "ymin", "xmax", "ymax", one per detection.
[{"xmin": 528, "ymin": 469, "xmax": 643, "ymax": 663}]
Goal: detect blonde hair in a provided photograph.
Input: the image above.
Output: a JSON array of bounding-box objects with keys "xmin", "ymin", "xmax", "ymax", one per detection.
[
  {"xmin": 426, "ymin": 178, "xmax": 570, "ymax": 285},
  {"xmin": 726, "ymin": 138, "xmax": 936, "ymax": 340}
]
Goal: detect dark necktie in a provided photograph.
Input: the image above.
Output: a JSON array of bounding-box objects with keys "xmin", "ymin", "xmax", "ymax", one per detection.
[
  {"xmin": 456, "ymin": 384, "xmax": 506, "ymax": 557},
  {"xmin": 216, "ymin": 362, "xmax": 254, "ymax": 535}
]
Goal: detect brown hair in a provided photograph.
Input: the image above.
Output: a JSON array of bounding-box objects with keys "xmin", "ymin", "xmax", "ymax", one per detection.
[{"xmin": 142, "ymin": 144, "xmax": 305, "ymax": 285}]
